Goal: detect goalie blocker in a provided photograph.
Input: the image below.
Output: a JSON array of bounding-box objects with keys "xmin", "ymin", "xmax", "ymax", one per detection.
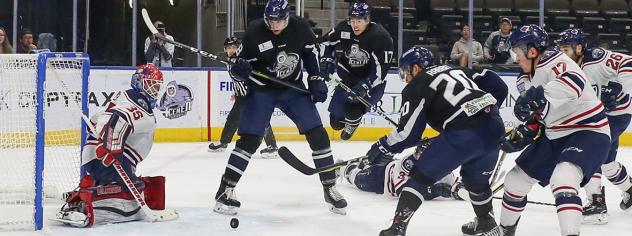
[{"xmin": 54, "ymin": 175, "xmax": 166, "ymax": 227}]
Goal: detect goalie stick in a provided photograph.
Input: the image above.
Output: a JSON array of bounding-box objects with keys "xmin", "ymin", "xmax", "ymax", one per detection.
[
  {"xmin": 49, "ymin": 65, "xmax": 178, "ymax": 222},
  {"xmin": 330, "ymin": 75, "xmax": 398, "ymax": 127},
  {"xmin": 140, "ymin": 8, "xmax": 309, "ymax": 95}
]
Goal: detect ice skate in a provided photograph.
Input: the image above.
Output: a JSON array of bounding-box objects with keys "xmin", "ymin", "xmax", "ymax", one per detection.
[
  {"xmin": 259, "ymin": 145, "xmax": 279, "ymax": 158},
  {"xmin": 323, "ymin": 184, "xmax": 347, "ymax": 215},
  {"xmin": 208, "ymin": 142, "xmax": 228, "ymax": 152},
  {"xmin": 583, "ymin": 187, "xmax": 608, "ymax": 225}
]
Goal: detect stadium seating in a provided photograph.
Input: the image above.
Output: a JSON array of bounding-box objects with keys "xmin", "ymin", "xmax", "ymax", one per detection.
[
  {"xmin": 609, "ymin": 18, "xmax": 632, "ymax": 34},
  {"xmin": 545, "ymin": 0, "xmax": 571, "ymax": 17},
  {"xmin": 583, "ymin": 17, "xmax": 608, "ymax": 34},
  {"xmin": 572, "ymin": 0, "xmax": 601, "ymax": 18},
  {"xmin": 600, "ymin": 0, "xmax": 629, "ymax": 18}
]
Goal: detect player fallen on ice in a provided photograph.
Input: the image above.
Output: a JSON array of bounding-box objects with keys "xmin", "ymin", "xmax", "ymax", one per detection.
[
  {"xmin": 212, "ymin": 0, "xmax": 347, "ymax": 216},
  {"xmin": 342, "ymin": 138, "xmax": 466, "ymax": 201},
  {"xmin": 557, "ymin": 28, "xmax": 632, "ymax": 225},
  {"xmin": 207, "ymin": 36, "xmax": 279, "ymax": 158},
  {"xmin": 54, "ymin": 64, "xmax": 172, "ymax": 227},
  {"xmin": 320, "ymin": 2, "xmax": 394, "ymax": 140},
  {"xmin": 498, "ymin": 25, "xmax": 611, "ymax": 236},
  {"xmin": 373, "ymin": 45, "xmax": 507, "ymax": 236}
]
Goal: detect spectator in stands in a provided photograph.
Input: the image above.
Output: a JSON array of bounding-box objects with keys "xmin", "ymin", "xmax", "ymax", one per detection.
[
  {"xmin": 484, "ymin": 17, "xmax": 513, "ymax": 64},
  {"xmin": 0, "ymin": 27, "xmax": 13, "ymax": 54},
  {"xmin": 16, "ymin": 28, "xmax": 36, "ymax": 54},
  {"xmin": 144, "ymin": 21, "xmax": 175, "ymax": 67},
  {"xmin": 450, "ymin": 24, "xmax": 484, "ymax": 66}
]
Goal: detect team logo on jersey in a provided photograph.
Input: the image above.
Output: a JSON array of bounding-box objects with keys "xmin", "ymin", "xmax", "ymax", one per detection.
[
  {"xmin": 592, "ymin": 48, "xmax": 605, "ymax": 59},
  {"xmin": 268, "ymin": 51, "xmax": 300, "ymax": 80},
  {"xmin": 345, "ymin": 44, "xmax": 370, "ymax": 67},
  {"xmin": 158, "ymin": 80, "xmax": 193, "ymax": 119},
  {"xmin": 402, "ymin": 159, "xmax": 414, "ymax": 172}
]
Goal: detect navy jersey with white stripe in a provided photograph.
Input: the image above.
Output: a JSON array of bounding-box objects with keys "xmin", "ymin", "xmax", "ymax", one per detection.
[
  {"xmin": 320, "ymin": 21, "xmax": 393, "ymax": 86},
  {"xmin": 516, "ymin": 47, "xmax": 610, "ymax": 139},
  {"xmin": 239, "ymin": 16, "xmax": 319, "ymax": 89},
  {"xmin": 383, "ymin": 65, "xmax": 502, "ymax": 153},
  {"xmin": 82, "ymin": 89, "xmax": 156, "ymax": 167},
  {"xmin": 581, "ymin": 47, "xmax": 632, "ymax": 116}
]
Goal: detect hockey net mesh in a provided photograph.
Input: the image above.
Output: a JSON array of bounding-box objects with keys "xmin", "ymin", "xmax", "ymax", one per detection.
[{"xmin": 0, "ymin": 54, "xmax": 85, "ymax": 230}]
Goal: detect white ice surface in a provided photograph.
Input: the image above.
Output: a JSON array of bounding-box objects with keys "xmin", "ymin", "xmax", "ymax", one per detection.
[{"xmin": 4, "ymin": 141, "xmax": 631, "ymax": 236}]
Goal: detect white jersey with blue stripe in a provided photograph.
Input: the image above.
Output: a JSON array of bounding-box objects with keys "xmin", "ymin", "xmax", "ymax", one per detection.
[
  {"xmin": 516, "ymin": 48, "xmax": 610, "ymax": 139},
  {"xmin": 82, "ymin": 90, "xmax": 157, "ymax": 167},
  {"xmin": 581, "ymin": 47, "xmax": 632, "ymax": 116}
]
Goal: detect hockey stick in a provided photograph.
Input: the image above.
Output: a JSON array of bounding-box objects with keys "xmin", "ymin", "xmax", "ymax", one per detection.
[
  {"xmin": 330, "ymin": 75, "xmax": 399, "ymax": 127},
  {"xmin": 492, "ymin": 196, "xmax": 555, "ymax": 206},
  {"xmin": 140, "ymin": 9, "xmax": 309, "ymax": 95},
  {"xmin": 278, "ymin": 146, "xmax": 365, "ymax": 175}
]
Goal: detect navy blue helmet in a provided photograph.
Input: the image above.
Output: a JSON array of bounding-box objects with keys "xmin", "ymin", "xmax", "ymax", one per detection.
[
  {"xmin": 224, "ymin": 36, "xmax": 241, "ymax": 47},
  {"xmin": 398, "ymin": 45, "xmax": 434, "ymax": 80},
  {"xmin": 264, "ymin": 0, "xmax": 289, "ymax": 21},
  {"xmin": 349, "ymin": 2, "xmax": 370, "ymax": 19},
  {"xmin": 558, "ymin": 28, "xmax": 588, "ymax": 47},
  {"xmin": 509, "ymin": 24, "xmax": 549, "ymax": 51}
]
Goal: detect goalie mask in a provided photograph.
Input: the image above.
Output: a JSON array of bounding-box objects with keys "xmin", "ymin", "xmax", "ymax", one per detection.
[{"xmin": 131, "ymin": 64, "xmax": 164, "ymax": 106}]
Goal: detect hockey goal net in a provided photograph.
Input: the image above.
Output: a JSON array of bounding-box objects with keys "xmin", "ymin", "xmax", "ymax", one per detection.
[{"xmin": 0, "ymin": 53, "xmax": 90, "ymax": 230}]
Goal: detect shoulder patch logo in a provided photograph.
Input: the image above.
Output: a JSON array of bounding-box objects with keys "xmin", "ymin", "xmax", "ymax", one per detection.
[
  {"xmin": 341, "ymin": 31, "xmax": 351, "ymax": 39},
  {"xmin": 592, "ymin": 48, "xmax": 605, "ymax": 59},
  {"xmin": 258, "ymin": 41, "xmax": 273, "ymax": 53}
]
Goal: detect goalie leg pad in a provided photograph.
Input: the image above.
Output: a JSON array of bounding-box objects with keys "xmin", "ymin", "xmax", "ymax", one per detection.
[{"xmin": 57, "ymin": 175, "xmax": 164, "ymax": 227}]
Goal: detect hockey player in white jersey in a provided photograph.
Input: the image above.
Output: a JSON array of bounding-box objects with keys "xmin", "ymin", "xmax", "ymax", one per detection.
[
  {"xmin": 54, "ymin": 64, "xmax": 170, "ymax": 227},
  {"xmin": 343, "ymin": 138, "xmax": 465, "ymax": 200},
  {"xmin": 557, "ymin": 28, "xmax": 632, "ymax": 224},
  {"xmin": 499, "ymin": 25, "xmax": 611, "ymax": 236}
]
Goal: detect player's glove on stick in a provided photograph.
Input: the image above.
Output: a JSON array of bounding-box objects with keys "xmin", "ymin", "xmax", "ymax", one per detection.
[
  {"xmin": 95, "ymin": 145, "xmax": 120, "ymax": 167},
  {"xmin": 514, "ymin": 86, "xmax": 547, "ymax": 122},
  {"xmin": 348, "ymin": 81, "xmax": 371, "ymax": 102},
  {"xmin": 366, "ymin": 138, "xmax": 395, "ymax": 165},
  {"xmin": 319, "ymin": 57, "xmax": 335, "ymax": 82},
  {"xmin": 500, "ymin": 122, "xmax": 540, "ymax": 153},
  {"xmin": 601, "ymin": 82, "xmax": 629, "ymax": 112},
  {"xmin": 229, "ymin": 58, "xmax": 252, "ymax": 81},
  {"xmin": 308, "ymin": 75, "xmax": 328, "ymax": 103}
]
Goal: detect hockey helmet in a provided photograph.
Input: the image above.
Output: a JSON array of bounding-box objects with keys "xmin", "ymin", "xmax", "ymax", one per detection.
[
  {"xmin": 558, "ymin": 28, "xmax": 588, "ymax": 47},
  {"xmin": 348, "ymin": 2, "xmax": 370, "ymax": 19},
  {"xmin": 264, "ymin": 0, "xmax": 290, "ymax": 32},
  {"xmin": 509, "ymin": 24, "xmax": 549, "ymax": 53},
  {"xmin": 131, "ymin": 64, "xmax": 164, "ymax": 101},
  {"xmin": 224, "ymin": 36, "xmax": 241, "ymax": 47},
  {"xmin": 398, "ymin": 45, "xmax": 434, "ymax": 80}
]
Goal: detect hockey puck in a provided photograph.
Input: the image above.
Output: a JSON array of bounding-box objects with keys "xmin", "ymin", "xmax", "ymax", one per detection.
[{"xmin": 230, "ymin": 218, "xmax": 239, "ymax": 228}]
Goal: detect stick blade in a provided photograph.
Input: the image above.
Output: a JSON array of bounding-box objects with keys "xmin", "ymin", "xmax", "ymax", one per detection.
[
  {"xmin": 141, "ymin": 8, "xmax": 159, "ymax": 34},
  {"xmin": 278, "ymin": 147, "xmax": 317, "ymax": 175}
]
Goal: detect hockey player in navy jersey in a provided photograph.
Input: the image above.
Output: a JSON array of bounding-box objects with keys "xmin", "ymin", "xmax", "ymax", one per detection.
[
  {"xmin": 55, "ymin": 64, "xmax": 170, "ymax": 227},
  {"xmin": 557, "ymin": 28, "xmax": 632, "ymax": 224},
  {"xmin": 343, "ymin": 138, "xmax": 465, "ymax": 201},
  {"xmin": 374, "ymin": 46, "xmax": 506, "ymax": 236},
  {"xmin": 320, "ymin": 2, "xmax": 393, "ymax": 140},
  {"xmin": 498, "ymin": 25, "xmax": 611, "ymax": 236},
  {"xmin": 212, "ymin": 0, "xmax": 347, "ymax": 215}
]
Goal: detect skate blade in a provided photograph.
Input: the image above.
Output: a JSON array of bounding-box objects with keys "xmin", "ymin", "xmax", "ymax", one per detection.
[
  {"xmin": 207, "ymin": 148, "xmax": 226, "ymax": 153},
  {"xmin": 582, "ymin": 213, "xmax": 608, "ymax": 225},
  {"xmin": 463, "ymin": 226, "xmax": 501, "ymax": 236},
  {"xmin": 327, "ymin": 204, "xmax": 347, "ymax": 215},
  {"xmin": 260, "ymin": 152, "xmax": 279, "ymax": 159},
  {"xmin": 49, "ymin": 217, "xmax": 89, "ymax": 228},
  {"xmin": 213, "ymin": 202, "xmax": 238, "ymax": 215}
]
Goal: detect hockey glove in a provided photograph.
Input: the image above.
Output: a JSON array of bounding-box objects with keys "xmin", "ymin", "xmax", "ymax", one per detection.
[
  {"xmin": 229, "ymin": 58, "xmax": 252, "ymax": 81},
  {"xmin": 514, "ymin": 86, "xmax": 547, "ymax": 122},
  {"xmin": 500, "ymin": 122, "xmax": 540, "ymax": 153},
  {"xmin": 348, "ymin": 81, "xmax": 371, "ymax": 102},
  {"xmin": 308, "ymin": 75, "xmax": 328, "ymax": 103},
  {"xmin": 601, "ymin": 82, "xmax": 628, "ymax": 112},
  {"xmin": 319, "ymin": 57, "xmax": 336, "ymax": 82},
  {"xmin": 95, "ymin": 145, "xmax": 119, "ymax": 167},
  {"xmin": 366, "ymin": 138, "xmax": 395, "ymax": 166}
]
